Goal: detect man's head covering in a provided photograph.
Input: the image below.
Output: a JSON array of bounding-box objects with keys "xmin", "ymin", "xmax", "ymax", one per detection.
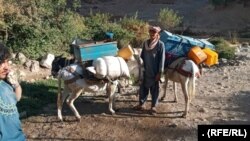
[
  {"xmin": 146, "ymin": 26, "xmax": 161, "ymax": 50},
  {"xmin": 149, "ymin": 26, "xmax": 161, "ymax": 33}
]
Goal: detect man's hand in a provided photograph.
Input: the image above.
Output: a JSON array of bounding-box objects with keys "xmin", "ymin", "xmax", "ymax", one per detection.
[
  {"xmin": 7, "ymin": 70, "xmax": 22, "ymax": 101},
  {"xmin": 155, "ymin": 73, "xmax": 161, "ymax": 82},
  {"xmin": 7, "ymin": 71, "xmax": 20, "ymax": 88}
]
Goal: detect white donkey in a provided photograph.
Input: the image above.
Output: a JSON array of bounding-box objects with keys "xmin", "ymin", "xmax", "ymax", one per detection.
[
  {"xmin": 160, "ymin": 57, "xmax": 201, "ymax": 118},
  {"xmin": 57, "ymin": 56, "xmax": 142, "ymax": 121}
]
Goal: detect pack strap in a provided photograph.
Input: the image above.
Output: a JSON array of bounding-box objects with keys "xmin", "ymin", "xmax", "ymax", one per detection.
[
  {"xmin": 64, "ymin": 67, "xmax": 84, "ymax": 85},
  {"xmin": 64, "ymin": 75, "xmax": 81, "ymax": 85},
  {"xmin": 166, "ymin": 58, "xmax": 193, "ymax": 77}
]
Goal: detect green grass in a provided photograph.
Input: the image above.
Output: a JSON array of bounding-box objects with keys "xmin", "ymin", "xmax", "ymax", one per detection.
[{"xmin": 17, "ymin": 79, "xmax": 58, "ymax": 117}]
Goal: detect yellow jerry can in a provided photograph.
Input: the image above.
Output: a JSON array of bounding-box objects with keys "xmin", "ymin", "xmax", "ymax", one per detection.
[
  {"xmin": 188, "ymin": 46, "xmax": 207, "ymax": 65},
  {"xmin": 117, "ymin": 45, "xmax": 134, "ymax": 60},
  {"xmin": 202, "ymin": 48, "xmax": 219, "ymax": 67}
]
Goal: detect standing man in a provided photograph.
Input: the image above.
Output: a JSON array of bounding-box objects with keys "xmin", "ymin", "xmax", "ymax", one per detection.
[
  {"xmin": 0, "ymin": 43, "xmax": 26, "ymax": 141},
  {"xmin": 134, "ymin": 26, "xmax": 165, "ymax": 114}
]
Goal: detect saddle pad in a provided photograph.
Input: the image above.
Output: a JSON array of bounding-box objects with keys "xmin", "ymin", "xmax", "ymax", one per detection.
[{"xmin": 166, "ymin": 57, "xmax": 193, "ymax": 77}]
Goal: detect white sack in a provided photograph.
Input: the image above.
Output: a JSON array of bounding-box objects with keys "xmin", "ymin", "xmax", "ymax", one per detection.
[
  {"xmin": 91, "ymin": 56, "xmax": 130, "ymax": 80},
  {"xmin": 93, "ymin": 57, "xmax": 107, "ymax": 79}
]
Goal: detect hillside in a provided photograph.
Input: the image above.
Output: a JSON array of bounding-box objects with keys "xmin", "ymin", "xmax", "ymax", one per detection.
[{"xmin": 79, "ymin": 0, "xmax": 250, "ymax": 36}]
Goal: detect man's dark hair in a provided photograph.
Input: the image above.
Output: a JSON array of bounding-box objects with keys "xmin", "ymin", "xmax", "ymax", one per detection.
[{"xmin": 0, "ymin": 43, "xmax": 11, "ymax": 64}]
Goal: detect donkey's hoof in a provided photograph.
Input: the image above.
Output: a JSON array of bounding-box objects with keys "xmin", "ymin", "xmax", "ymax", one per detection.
[
  {"xmin": 160, "ymin": 97, "xmax": 166, "ymax": 101},
  {"xmin": 182, "ymin": 113, "xmax": 187, "ymax": 118},
  {"xmin": 58, "ymin": 116, "xmax": 63, "ymax": 122},
  {"xmin": 75, "ymin": 115, "xmax": 81, "ymax": 121},
  {"xmin": 110, "ymin": 109, "xmax": 116, "ymax": 115},
  {"xmin": 76, "ymin": 117, "xmax": 81, "ymax": 122}
]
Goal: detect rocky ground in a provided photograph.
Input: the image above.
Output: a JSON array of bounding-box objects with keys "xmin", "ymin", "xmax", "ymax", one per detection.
[{"xmin": 20, "ymin": 44, "xmax": 250, "ymax": 141}]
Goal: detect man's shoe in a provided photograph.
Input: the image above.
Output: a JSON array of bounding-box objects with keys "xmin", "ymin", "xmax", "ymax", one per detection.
[
  {"xmin": 133, "ymin": 104, "xmax": 146, "ymax": 111},
  {"xmin": 150, "ymin": 107, "xmax": 157, "ymax": 115}
]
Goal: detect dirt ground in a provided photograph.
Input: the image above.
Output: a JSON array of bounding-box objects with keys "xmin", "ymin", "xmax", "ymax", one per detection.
[
  {"xmin": 21, "ymin": 46, "xmax": 250, "ymax": 141},
  {"xmin": 20, "ymin": 1, "xmax": 250, "ymax": 141}
]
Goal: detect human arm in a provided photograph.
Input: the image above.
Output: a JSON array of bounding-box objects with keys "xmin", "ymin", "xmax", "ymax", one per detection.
[
  {"xmin": 7, "ymin": 71, "xmax": 22, "ymax": 101},
  {"xmin": 13, "ymin": 83, "xmax": 22, "ymax": 101},
  {"xmin": 156, "ymin": 42, "xmax": 165, "ymax": 81}
]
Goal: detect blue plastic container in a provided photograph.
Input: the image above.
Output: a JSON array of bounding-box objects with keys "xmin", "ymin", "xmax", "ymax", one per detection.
[{"xmin": 72, "ymin": 39, "xmax": 118, "ymax": 62}]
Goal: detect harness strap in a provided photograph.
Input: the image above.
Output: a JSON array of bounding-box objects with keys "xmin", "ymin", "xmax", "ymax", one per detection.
[
  {"xmin": 62, "ymin": 62, "xmax": 118, "ymax": 86},
  {"xmin": 166, "ymin": 58, "xmax": 193, "ymax": 77},
  {"xmin": 64, "ymin": 75, "xmax": 81, "ymax": 85},
  {"xmin": 175, "ymin": 63, "xmax": 193, "ymax": 77},
  {"xmin": 85, "ymin": 78, "xmax": 109, "ymax": 85}
]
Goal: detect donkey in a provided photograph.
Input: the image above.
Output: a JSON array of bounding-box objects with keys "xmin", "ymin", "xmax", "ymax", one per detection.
[
  {"xmin": 160, "ymin": 57, "xmax": 201, "ymax": 118},
  {"xmin": 57, "ymin": 55, "xmax": 142, "ymax": 121}
]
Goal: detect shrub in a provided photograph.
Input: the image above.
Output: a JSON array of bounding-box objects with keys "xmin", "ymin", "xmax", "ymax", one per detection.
[
  {"xmin": 2, "ymin": 0, "xmax": 86, "ymax": 59},
  {"xmin": 83, "ymin": 12, "xmax": 132, "ymax": 48},
  {"xmin": 83, "ymin": 12, "xmax": 111, "ymax": 40},
  {"xmin": 157, "ymin": 8, "xmax": 182, "ymax": 31},
  {"xmin": 209, "ymin": 37, "xmax": 236, "ymax": 59},
  {"xmin": 119, "ymin": 13, "xmax": 149, "ymax": 48},
  {"xmin": 107, "ymin": 23, "xmax": 134, "ymax": 49},
  {"xmin": 228, "ymin": 31, "xmax": 239, "ymax": 44}
]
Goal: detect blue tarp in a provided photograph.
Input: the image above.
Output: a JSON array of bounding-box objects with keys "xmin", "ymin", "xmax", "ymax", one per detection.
[{"xmin": 159, "ymin": 30, "xmax": 215, "ymax": 66}]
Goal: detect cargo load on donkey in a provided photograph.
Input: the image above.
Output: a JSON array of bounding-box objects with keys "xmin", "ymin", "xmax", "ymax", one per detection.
[
  {"xmin": 160, "ymin": 30, "xmax": 218, "ymax": 67},
  {"xmin": 70, "ymin": 37, "xmax": 130, "ymax": 80}
]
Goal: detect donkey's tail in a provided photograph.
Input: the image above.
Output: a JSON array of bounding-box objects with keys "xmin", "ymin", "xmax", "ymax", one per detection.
[
  {"xmin": 188, "ymin": 75, "xmax": 196, "ymax": 101},
  {"xmin": 188, "ymin": 61, "xmax": 199, "ymax": 100}
]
